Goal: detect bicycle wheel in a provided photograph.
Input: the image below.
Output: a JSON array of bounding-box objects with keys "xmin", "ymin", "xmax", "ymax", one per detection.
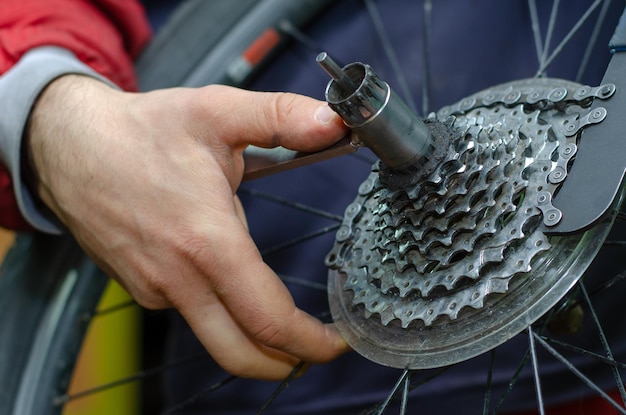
[{"xmin": 1, "ymin": 1, "xmax": 625, "ymax": 414}]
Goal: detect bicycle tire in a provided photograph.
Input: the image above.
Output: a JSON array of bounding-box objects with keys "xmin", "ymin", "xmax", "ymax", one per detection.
[{"xmin": 0, "ymin": 233, "xmax": 107, "ymax": 415}]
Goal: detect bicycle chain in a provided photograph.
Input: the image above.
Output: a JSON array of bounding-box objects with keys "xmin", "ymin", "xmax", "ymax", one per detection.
[{"xmin": 326, "ymin": 79, "xmax": 615, "ymax": 328}]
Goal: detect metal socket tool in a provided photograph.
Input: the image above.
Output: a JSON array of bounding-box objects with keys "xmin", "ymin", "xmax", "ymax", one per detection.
[{"xmin": 317, "ymin": 52, "xmax": 434, "ymax": 170}]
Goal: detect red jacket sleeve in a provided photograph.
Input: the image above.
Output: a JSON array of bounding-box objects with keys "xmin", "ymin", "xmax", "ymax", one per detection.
[{"xmin": 0, "ymin": 0, "xmax": 152, "ymax": 230}]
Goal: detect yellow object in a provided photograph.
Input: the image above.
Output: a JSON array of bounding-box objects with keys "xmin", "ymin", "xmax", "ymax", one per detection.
[
  {"xmin": 0, "ymin": 228, "xmax": 15, "ymax": 258},
  {"xmin": 0, "ymin": 230, "xmax": 140, "ymax": 413},
  {"xmin": 63, "ymin": 280, "xmax": 141, "ymax": 415}
]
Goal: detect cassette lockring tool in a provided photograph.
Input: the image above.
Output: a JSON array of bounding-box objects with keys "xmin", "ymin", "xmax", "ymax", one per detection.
[{"xmin": 317, "ymin": 52, "xmax": 439, "ymax": 171}]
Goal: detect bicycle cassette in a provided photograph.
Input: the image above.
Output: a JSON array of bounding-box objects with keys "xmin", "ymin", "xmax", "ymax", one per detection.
[{"xmin": 326, "ymin": 78, "xmax": 619, "ymax": 369}]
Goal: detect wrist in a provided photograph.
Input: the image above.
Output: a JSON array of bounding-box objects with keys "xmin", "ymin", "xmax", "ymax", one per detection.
[
  {"xmin": 26, "ymin": 74, "xmax": 119, "ymax": 224},
  {"xmin": 0, "ymin": 47, "xmax": 114, "ymax": 233}
]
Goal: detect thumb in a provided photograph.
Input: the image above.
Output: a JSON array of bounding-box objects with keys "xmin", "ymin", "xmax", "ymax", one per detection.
[{"xmin": 199, "ymin": 85, "xmax": 347, "ymax": 151}]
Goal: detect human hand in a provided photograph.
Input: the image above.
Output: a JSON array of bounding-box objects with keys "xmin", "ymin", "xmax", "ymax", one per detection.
[{"xmin": 26, "ymin": 75, "xmax": 349, "ymax": 380}]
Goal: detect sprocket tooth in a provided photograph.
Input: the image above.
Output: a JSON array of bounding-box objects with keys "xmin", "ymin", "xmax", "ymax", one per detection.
[
  {"xmin": 378, "ymin": 274, "xmax": 396, "ymax": 294},
  {"xmin": 380, "ymin": 306, "xmax": 396, "ymax": 326}
]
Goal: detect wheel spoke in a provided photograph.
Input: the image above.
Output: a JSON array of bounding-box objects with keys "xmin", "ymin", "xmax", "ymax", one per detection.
[
  {"xmin": 534, "ymin": 333, "xmax": 626, "ymax": 414},
  {"xmin": 372, "ymin": 368, "xmax": 410, "ymax": 415},
  {"xmin": 239, "ymin": 187, "xmax": 343, "ymax": 222},
  {"xmin": 55, "ymin": 351, "xmax": 211, "ymax": 407},
  {"xmin": 408, "ymin": 366, "xmax": 450, "ymax": 391},
  {"xmin": 278, "ymin": 20, "xmax": 324, "ymax": 55},
  {"xmin": 580, "ymin": 282, "xmax": 626, "ymax": 406},
  {"xmin": 539, "ymin": 0, "xmax": 560, "ymax": 70},
  {"xmin": 527, "ymin": 0, "xmax": 544, "ymax": 67},
  {"xmin": 582, "ymin": 270, "xmax": 626, "ymax": 300},
  {"xmin": 576, "ymin": 0, "xmax": 612, "ymax": 82},
  {"xmin": 528, "ymin": 327, "xmax": 546, "ymax": 415},
  {"xmin": 86, "ymin": 299, "xmax": 137, "ymax": 320},
  {"xmin": 535, "ymin": 0, "xmax": 604, "ymax": 77},
  {"xmin": 421, "ymin": 0, "xmax": 432, "ymax": 115},
  {"xmin": 260, "ymin": 223, "xmax": 341, "ymax": 256},
  {"xmin": 540, "ymin": 336, "xmax": 626, "ymax": 370},
  {"xmin": 399, "ymin": 371, "xmax": 411, "ymax": 415},
  {"xmin": 257, "ymin": 361, "xmax": 307, "ymax": 415},
  {"xmin": 492, "ymin": 349, "xmax": 531, "ymax": 414},
  {"xmin": 358, "ymin": 367, "xmax": 450, "ymax": 415},
  {"xmin": 161, "ymin": 374, "xmax": 238, "ymax": 415},
  {"xmin": 363, "ymin": 0, "xmax": 419, "ymax": 115}
]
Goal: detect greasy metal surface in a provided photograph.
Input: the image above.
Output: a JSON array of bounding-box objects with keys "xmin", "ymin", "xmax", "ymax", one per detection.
[
  {"xmin": 326, "ymin": 78, "xmax": 617, "ymax": 369},
  {"xmin": 323, "ymin": 60, "xmax": 434, "ymax": 170}
]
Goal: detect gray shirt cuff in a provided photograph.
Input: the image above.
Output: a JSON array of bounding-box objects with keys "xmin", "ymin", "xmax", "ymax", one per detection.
[{"xmin": 0, "ymin": 46, "xmax": 111, "ymax": 233}]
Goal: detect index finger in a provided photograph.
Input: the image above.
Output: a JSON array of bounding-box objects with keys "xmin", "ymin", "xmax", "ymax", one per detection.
[{"xmin": 196, "ymin": 85, "xmax": 348, "ymax": 152}]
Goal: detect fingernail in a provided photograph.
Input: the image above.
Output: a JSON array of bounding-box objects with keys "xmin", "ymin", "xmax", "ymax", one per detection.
[{"xmin": 314, "ymin": 104, "xmax": 338, "ymax": 125}]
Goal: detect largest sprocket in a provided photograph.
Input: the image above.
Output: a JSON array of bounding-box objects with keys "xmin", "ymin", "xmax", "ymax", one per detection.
[{"xmin": 326, "ymin": 78, "xmax": 620, "ymax": 369}]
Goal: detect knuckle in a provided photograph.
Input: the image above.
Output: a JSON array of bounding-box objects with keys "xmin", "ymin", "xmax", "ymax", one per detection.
[
  {"xmin": 132, "ymin": 268, "xmax": 173, "ymax": 309},
  {"xmin": 118, "ymin": 269, "xmax": 171, "ymax": 310},
  {"xmin": 252, "ymin": 319, "xmax": 290, "ymax": 350},
  {"xmin": 127, "ymin": 233, "xmax": 214, "ymax": 310},
  {"xmin": 262, "ymin": 92, "xmax": 298, "ymax": 146},
  {"xmin": 178, "ymin": 234, "xmax": 209, "ymax": 266},
  {"xmin": 174, "ymin": 227, "xmax": 223, "ymax": 270}
]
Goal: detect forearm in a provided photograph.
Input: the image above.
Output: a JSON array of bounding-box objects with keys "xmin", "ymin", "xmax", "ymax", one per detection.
[
  {"xmin": 0, "ymin": 47, "xmax": 113, "ymax": 233},
  {"xmin": 0, "ymin": 0, "xmax": 151, "ymax": 231}
]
